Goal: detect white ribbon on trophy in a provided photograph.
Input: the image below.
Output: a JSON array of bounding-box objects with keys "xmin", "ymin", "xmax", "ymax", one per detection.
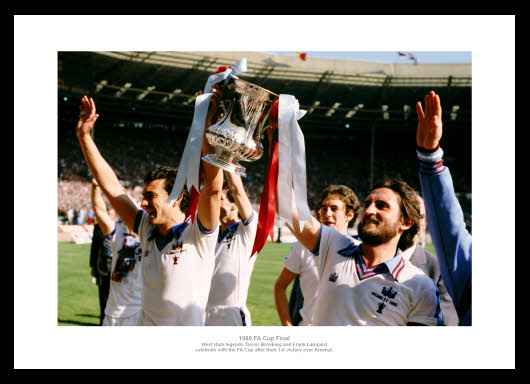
[
  {"xmin": 167, "ymin": 58, "xmax": 248, "ymax": 203},
  {"xmin": 277, "ymin": 94, "xmax": 313, "ymax": 230}
]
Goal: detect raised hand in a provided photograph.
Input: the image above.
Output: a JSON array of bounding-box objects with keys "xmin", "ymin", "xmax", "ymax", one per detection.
[
  {"xmin": 197, "ymin": 84, "xmax": 224, "ymax": 126},
  {"xmin": 76, "ymin": 96, "xmax": 99, "ymax": 138},
  {"xmin": 416, "ymin": 91, "xmax": 443, "ymax": 150}
]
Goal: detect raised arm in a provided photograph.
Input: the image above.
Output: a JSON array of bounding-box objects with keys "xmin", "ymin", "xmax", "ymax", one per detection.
[
  {"xmin": 196, "ymin": 87, "xmax": 224, "ymax": 231},
  {"xmin": 416, "ymin": 91, "xmax": 472, "ymax": 324},
  {"xmin": 90, "ymin": 179, "xmax": 115, "ymax": 237},
  {"xmin": 224, "ymin": 170, "xmax": 253, "ymax": 222},
  {"xmin": 267, "ymin": 118, "xmax": 321, "ymax": 252},
  {"xmin": 76, "ymin": 96, "xmax": 139, "ymax": 231}
]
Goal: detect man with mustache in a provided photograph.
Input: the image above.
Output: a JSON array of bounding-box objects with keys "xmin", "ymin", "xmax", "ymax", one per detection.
[{"xmin": 267, "ymin": 119, "xmax": 441, "ymax": 325}]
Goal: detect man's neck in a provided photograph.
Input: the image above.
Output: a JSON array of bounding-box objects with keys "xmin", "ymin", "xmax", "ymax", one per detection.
[
  {"xmin": 157, "ymin": 211, "xmax": 185, "ymax": 237},
  {"xmin": 360, "ymin": 239, "xmax": 400, "ymax": 268},
  {"xmin": 220, "ymin": 216, "xmax": 238, "ymax": 232}
]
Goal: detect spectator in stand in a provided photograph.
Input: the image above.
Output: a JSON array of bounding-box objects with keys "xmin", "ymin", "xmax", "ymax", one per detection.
[
  {"xmin": 416, "ymin": 90, "xmax": 472, "ymax": 326},
  {"xmin": 87, "ymin": 208, "xmax": 94, "ymax": 225}
]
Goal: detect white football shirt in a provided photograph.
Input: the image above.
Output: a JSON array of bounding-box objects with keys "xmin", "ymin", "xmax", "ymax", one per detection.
[
  {"xmin": 282, "ymin": 241, "xmax": 320, "ymax": 325},
  {"xmin": 205, "ymin": 211, "xmax": 258, "ymax": 326},
  {"xmin": 311, "ymin": 225, "xmax": 442, "ymax": 326},
  {"xmin": 134, "ymin": 210, "xmax": 218, "ymax": 326},
  {"xmin": 104, "ymin": 223, "xmax": 143, "ymax": 319}
]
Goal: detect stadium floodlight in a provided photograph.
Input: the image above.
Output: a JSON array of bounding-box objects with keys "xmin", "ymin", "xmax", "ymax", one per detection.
[
  {"xmin": 115, "ymin": 82, "xmax": 132, "ymax": 98},
  {"xmin": 182, "ymin": 96, "xmax": 196, "ymax": 106},
  {"xmin": 382, "ymin": 105, "xmax": 389, "ymax": 120},
  {"xmin": 95, "ymin": 80, "xmax": 108, "ymax": 94},
  {"xmin": 346, "ymin": 103, "xmax": 365, "ymax": 118},
  {"xmin": 451, "ymin": 105, "xmax": 460, "ymax": 120},
  {"xmin": 162, "ymin": 88, "xmax": 182, "ymax": 103},
  {"xmin": 307, "ymin": 100, "xmax": 320, "ymax": 115},
  {"xmin": 326, "ymin": 102, "xmax": 341, "ymax": 117},
  {"xmin": 403, "ymin": 105, "xmax": 411, "ymax": 120},
  {"xmin": 137, "ymin": 86, "xmax": 156, "ymax": 101}
]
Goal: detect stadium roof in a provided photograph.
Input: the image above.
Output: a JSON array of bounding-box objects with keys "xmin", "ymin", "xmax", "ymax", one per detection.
[
  {"xmin": 58, "ymin": 51, "xmax": 471, "ymax": 137},
  {"xmin": 94, "ymin": 51, "xmax": 472, "ymax": 87}
]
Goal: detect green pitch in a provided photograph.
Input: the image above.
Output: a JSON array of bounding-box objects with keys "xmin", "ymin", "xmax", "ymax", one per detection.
[
  {"xmin": 57, "ymin": 241, "xmax": 436, "ymax": 326},
  {"xmin": 57, "ymin": 241, "xmax": 293, "ymax": 326}
]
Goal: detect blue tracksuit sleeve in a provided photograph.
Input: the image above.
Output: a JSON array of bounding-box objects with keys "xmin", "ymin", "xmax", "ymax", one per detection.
[{"xmin": 417, "ymin": 146, "xmax": 472, "ymax": 325}]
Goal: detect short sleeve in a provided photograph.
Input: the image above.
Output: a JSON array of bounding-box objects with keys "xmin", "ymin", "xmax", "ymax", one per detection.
[
  {"xmin": 283, "ymin": 242, "xmax": 304, "ymax": 274},
  {"xmin": 408, "ymin": 277, "xmax": 443, "ymax": 326}
]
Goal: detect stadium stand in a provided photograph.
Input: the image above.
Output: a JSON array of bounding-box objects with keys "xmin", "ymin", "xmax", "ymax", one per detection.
[{"xmin": 58, "ymin": 51, "xmax": 471, "ymax": 233}]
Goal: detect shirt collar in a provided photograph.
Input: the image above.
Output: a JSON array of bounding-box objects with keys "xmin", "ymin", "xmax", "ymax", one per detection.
[
  {"xmin": 218, "ymin": 221, "xmax": 240, "ymax": 243},
  {"xmin": 148, "ymin": 217, "xmax": 190, "ymax": 242},
  {"xmin": 348, "ymin": 245, "xmax": 405, "ymax": 282}
]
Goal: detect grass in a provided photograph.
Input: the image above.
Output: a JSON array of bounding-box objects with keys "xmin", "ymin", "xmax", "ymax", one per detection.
[
  {"xmin": 57, "ymin": 241, "xmax": 293, "ymax": 326},
  {"xmin": 58, "ymin": 242, "xmax": 101, "ymax": 326},
  {"xmin": 57, "ymin": 241, "xmax": 437, "ymax": 326}
]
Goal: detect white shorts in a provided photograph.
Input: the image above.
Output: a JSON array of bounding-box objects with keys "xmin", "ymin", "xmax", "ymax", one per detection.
[
  {"xmin": 103, "ymin": 311, "xmax": 142, "ymax": 326},
  {"xmin": 205, "ymin": 306, "xmax": 251, "ymax": 326}
]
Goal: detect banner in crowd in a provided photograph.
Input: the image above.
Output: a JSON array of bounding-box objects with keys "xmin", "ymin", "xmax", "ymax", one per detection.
[{"xmin": 57, "ymin": 225, "xmax": 93, "ymax": 244}]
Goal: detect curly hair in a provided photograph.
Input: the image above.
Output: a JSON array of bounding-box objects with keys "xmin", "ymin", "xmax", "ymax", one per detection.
[
  {"xmin": 320, "ymin": 185, "xmax": 361, "ymax": 228},
  {"xmin": 144, "ymin": 166, "xmax": 190, "ymax": 213},
  {"xmin": 370, "ymin": 177, "xmax": 421, "ymax": 251}
]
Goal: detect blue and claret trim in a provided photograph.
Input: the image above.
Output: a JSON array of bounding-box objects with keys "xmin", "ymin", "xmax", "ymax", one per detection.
[{"xmin": 417, "ymin": 145, "xmax": 446, "ymax": 175}]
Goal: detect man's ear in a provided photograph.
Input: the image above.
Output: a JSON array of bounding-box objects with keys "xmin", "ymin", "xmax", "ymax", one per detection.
[
  {"xmin": 346, "ymin": 210, "xmax": 355, "ymax": 223},
  {"xmin": 400, "ymin": 217, "xmax": 415, "ymax": 232},
  {"xmin": 172, "ymin": 194, "xmax": 182, "ymax": 208}
]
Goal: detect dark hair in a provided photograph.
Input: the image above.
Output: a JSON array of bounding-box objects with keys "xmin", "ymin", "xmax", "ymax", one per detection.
[
  {"xmin": 144, "ymin": 166, "xmax": 190, "ymax": 213},
  {"xmin": 222, "ymin": 179, "xmax": 249, "ymax": 204},
  {"xmin": 370, "ymin": 177, "xmax": 421, "ymax": 251},
  {"xmin": 320, "ymin": 185, "xmax": 361, "ymax": 228},
  {"xmin": 222, "ymin": 178, "xmax": 249, "ymax": 220}
]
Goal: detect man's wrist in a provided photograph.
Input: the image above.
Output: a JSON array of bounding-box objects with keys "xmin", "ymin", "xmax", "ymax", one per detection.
[{"xmin": 416, "ymin": 144, "xmax": 440, "ymax": 153}]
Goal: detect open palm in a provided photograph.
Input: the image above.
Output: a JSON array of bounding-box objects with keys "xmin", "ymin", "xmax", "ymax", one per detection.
[
  {"xmin": 76, "ymin": 96, "xmax": 99, "ymax": 137},
  {"xmin": 416, "ymin": 91, "xmax": 443, "ymax": 150}
]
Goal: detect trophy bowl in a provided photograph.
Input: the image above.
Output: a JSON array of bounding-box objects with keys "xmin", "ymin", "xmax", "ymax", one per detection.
[{"xmin": 202, "ymin": 77, "xmax": 279, "ymax": 177}]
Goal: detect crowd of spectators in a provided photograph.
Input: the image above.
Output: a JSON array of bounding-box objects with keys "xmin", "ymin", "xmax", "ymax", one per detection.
[{"xmin": 58, "ymin": 124, "xmax": 471, "ymax": 231}]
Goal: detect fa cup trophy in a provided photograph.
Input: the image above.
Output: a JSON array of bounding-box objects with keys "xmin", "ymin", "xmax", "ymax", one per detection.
[{"xmin": 202, "ymin": 77, "xmax": 279, "ymax": 177}]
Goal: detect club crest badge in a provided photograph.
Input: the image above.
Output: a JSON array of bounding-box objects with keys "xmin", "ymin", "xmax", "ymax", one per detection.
[
  {"xmin": 329, "ymin": 272, "xmax": 338, "ymax": 282},
  {"xmin": 168, "ymin": 241, "xmax": 186, "ymax": 265},
  {"xmin": 381, "ymin": 286, "xmax": 398, "ymax": 299}
]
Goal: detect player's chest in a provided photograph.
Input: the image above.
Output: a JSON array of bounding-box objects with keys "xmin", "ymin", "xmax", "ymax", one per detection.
[
  {"xmin": 322, "ymin": 263, "xmax": 412, "ymax": 316},
  {"xmin": 141, "ymin": 239, "xmax": 195, "ymax": 274}
]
